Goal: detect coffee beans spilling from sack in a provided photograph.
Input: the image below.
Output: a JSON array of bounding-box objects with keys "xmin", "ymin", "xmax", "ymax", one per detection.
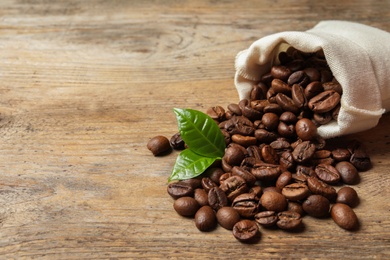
[{"xmin": 148, "ymin": 48, "xmax": 372, "ymax": 242}]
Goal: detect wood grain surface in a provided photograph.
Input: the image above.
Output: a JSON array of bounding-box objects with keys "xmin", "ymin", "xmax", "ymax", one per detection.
[{"xmin": 0, "ymin": 0, "xmax": 389, "ymax": 259}]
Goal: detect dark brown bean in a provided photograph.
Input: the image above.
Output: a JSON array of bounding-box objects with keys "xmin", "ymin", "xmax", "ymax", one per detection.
[
  {"xmin": 336, "ymin": 186, "xmax": 359, "ymax": 208},
  {"xmin": 315, "ymin": 164, "xmax": 341, "ymax": 184},
  {"xmin": 302, "ymin": 195, "xmax": 330, "ymax": 218},
  {"xmin": 195, "ymin": 206, "xmax": 217, "ymax": 231},
  {"xmin": 173, "ymin": 197, "xmax": 200, "ymax": 217},
  {"xmin": 255, "ymin": 211, "xmax": 278, "ymax": 227},
  {"xmin": 331, "ymin": 203, "xmax": 359, "ymax": 230},
  {"xmin": 282, "ymin": 183, "xmax": 310, "ymax": 201},
  {"xmin": 167, "ymin": 181, "xmax": 194, "ymax": 199},
  {"xmin": 232, "ymin": 220, "xmax": 260, "ymax": 242},
  {"xmin": 208, "ymin": 187, "xmax": 228, "ymax": 211},
  {"xmin": 260, "ymin": 191, "xmax": 287, "ymax": 212},
  {"xmin": 216, "ymin": 207, "xmax": 241, "ymax": 230},
  {"xmin": 147, "ymin": 135, "xmax": 172, "ymax": 156},
  {"xmin": 295, "ymin": 118, "xmax": 317, "ymax": 141},
  {"xmin": 335, "ymin": 161, "xmax": 360, "ymax": 185},
  {"xmin": 277, "ymin": 211, "xmax": 302, "ymax": 230}
]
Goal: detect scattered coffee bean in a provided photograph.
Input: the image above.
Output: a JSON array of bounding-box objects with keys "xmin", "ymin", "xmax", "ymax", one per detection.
[
  {"xmin": 277, "ymin": 211, "xmax": 302, "ymax": 230},
  {"xmin": 302, "ymin": 195, "xmax": 330, "ymax": 218},
  {"xmin": 195, "ymin": 206, "xmax": 217, "ymax": 231},
  {"xmin": 232, "ymin": 219, "xmax": 260, "ymax": 242},
  {"xmin": 331, "ymin": 203, "xmax": 359, "ymax": 230},
  {"xmin": 147, "ymin": 135, "xmax": 172, "ymax": 156},
  {"xmin": 216, "ymin": 207, "xmax": 241, "ymax": 230},
  {"xmin": 173, "ymin": 197, "xmax": 200, "ymax": 217},
  {"xmin": 336, "ymin": 186, "xmax": 359, "ymax": 208}
]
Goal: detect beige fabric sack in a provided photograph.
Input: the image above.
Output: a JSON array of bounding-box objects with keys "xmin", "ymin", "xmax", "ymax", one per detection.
[{"xmin": 235, "ymin": 21, "xmax": 390, "ymax": 139}]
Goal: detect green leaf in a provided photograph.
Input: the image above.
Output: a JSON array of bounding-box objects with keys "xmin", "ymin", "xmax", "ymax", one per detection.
[
  {"xmin": 168, "ymin": 149, "xmax": 220, "ymax": 182},
  {"xmin": 173, "ymin": 108, "xmax": 226, "ymax": 158}
]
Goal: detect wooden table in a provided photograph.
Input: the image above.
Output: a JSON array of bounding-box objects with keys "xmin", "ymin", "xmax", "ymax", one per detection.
[{"xmin": 0, "ymin": 1, "xmax": 389, "ymax": 258}]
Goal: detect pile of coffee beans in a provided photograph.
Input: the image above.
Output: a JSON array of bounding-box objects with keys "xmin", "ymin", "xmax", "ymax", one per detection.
[{"xmin": 148, "ymin": 47, "xmax": 372, "ymax": 242}]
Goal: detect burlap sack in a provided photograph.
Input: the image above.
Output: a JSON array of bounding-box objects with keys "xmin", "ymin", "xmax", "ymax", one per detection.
[{"xmin": 235, "ymin": 21, "xmax": 390, "ymax": 138}]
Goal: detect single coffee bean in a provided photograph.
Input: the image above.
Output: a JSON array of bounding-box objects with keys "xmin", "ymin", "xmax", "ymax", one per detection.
[
  {"xmin": 254, "ymin": 129, "xmax": 278, "ymax": 143},
  {"xmin": 219, "ymin": 175, "xmax": 248, "ymax": 202},
  {"xmin": 147, "ymin": 135, "xmax": 172, "ymax": 156},
  {"xmin": 302, "ymin": 195, "xmax": 330, "ymax": 218},
  {"xmin": 279, "ymin": 111, "xmax": 297, "ymax": 124},
  {"xmin": 216, "ymin": 207, "xmax": 241, "ymax": 230},
  {"xmin": 304, "ymin": 81, "xmax": 323, "ymax": 100},
  {"xmin": 254, "ymin": 211, "xmax": 278, "ymax": 227},
  {"xmin": 208, "ymin": 187, "xmax": 228, "ymax": 211},
  {"xmin": 271, "ymin": 65, "xmax": 292, "ymax": 81},
  {"xmin": 277, "ymin": 121, "xmax": 295, "ymax": 138},
  {"xmin": 261, "ymin": 144, "xmax": 279, "ymax": 164},
  {"xmin": 225, "ymin": 116, "xmax": 255, "ymax": 136},
  {"xmin": 279, "ymin": 151, "xmax": 295, "ymax": 171},
  {"xmin": 282, "ymin": 182, "xmax": 310, "ymax": 201},
  {"xmin": 170, "ymin": 132, "xmax": 185, "ymax": 150},
  {"xmin": 262, "ymin": 112, "xmax": 279, "ymax": 131},
  {"xmin": 313, "ymin": 112, "xmax": 332, "ymax": 125},
  {"xmin": 207, "ymin": 106, "xmax": 226, "ymax": 122},
  {"xmin": 292, "ymin": 141, "xmax": 316, "ymax": 163},
  {"xmin": 231, "ymin": 134, "xmax": 257, "ymax": 147},
  {"xmin": 249, "ymin": 185, "xmax": 262, "ymax": 197},
  {"xmin": 332, "ymin": 148, "xmax": 351, "ymax": 162},
  {"xmin": 232, "ymin": 219, "xmax": 260, "ymax": 242},
  {"xmin": 232, "ymin": 193, "xmax": 260, "ymax": 218},
  {"xmin": 303, "ymin": 67, "xmax": 321, "ymax": 82},
  {"xmin": 275, "ymin": 93, "xmax": 300, "ymax": 114},
  {"xmin": 335, "ymin": 161, "xmax": 360, "ymax": 185},
  {"xmin": 307, "ymin": 176, "xmax": 337, "ymax": 202},
  {"xmin": 227, "ymin": 103, "xmax": 242, "ymax": 116},
  {"xmin": 295, "ymin": 118, "xmax": 317, "ymax": 141},
  {"xmin": 291, "ymin": 84, "xmax": 307, "ymax": 108},
  {"xmin": 270, "ymin": 138, "xmax": 292, "ymax": 156},
  {"xmin": 264, "ymin": 103, "xmax": 283, "ymax": 114},
  {"xmin": 167, "ymin": 181, "xmax": 194, "ymax": 199},
  {"xmin": 277, "ymin": 211, "xmax": 302, "ymax": 230},
  {"xmin": 287, "ymin": 201, "xmax": 304, "ymax": 216},
  {"xmin": 350, "ymin": 148, "xmax": 372, "ymax": 171},
  {"xmin": 173, "ymin": 197, "xmax": 200, "ymax": 217},
  {"xmin": 288, "ymin": 70, "xmax": 309, "ymax": 86},
  {"xmin": 232, "ymin": 166, "xmax": 257, "ymax": 187},
  {"xmin": 181, "ymin": 178, "xmax": 202, "ymax": 189},
  {"xmin": 315, "ymin": 164, "xmax": 341, "ymax": 184},
  {"xmin": 271, "ymin": 79, "xmax": 291, "ymax": 95},
  {"xmin": 195, "ymin": 206, "xmax": 217, "ymax": 232},
  {"xmin": 251, "ymin": 82, "xmax": 268, "ymax": 101},
  {"xmin": 336, "ymin": 186, "xmax": 359, "ymax": 208},
  {"xmin": 323, "ymin": 81, "xmax": 343, "ymax": 95},
  {"xmin": 260, "ymin": 191, "xmax": 287, "ymax": 212},
  {"xmin": 223, "ymin": 144, "xmax": 247, "ymax": 166},
  {"xmin": 205, "ymin": 167, "xmax": 225, "ymax": 185},
  {"xmin": 239, "ymin": 99, "xmax": 262, "ymax": 120},
  {"xmin": 296, "ymin": 165, "xmax": 316, "ymax": 178},
  {"xmin": 251, "ymin": 163, "xmax": 282, "ymax": 181},
  {"xmin": 331, "ymin": 203, "xmax": 359, "ymax": 230},
  {"xmin": 194, "ymin": 188, "xmax": 209, "ymax": 207},
  {"xmin": 201, "ymin": 177, "xmax": 217, "ymax": 193},
  {"xmin": 247, "ymin": 145, "xmax": 262, "ymax": 161},
  {"xmin": 308, "ymin": 90, "xmax": 341, "ymax": 113},
  {"xmin": 276, "ymin": 171, "xmax": 292, "ymax": 190}
]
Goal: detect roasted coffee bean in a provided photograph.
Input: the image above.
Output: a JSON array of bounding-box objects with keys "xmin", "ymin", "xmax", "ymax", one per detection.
[
  {"xmin": 231, "ymin": 134, "xmax": 257, "ymax": 147},
  {"xmin": 227, "ymin": 103, "xmax": 242, "ymax": 116},
  {"xmin": 262, "ymin": 112, "xmax": 279, "ymax": 131},
  {"xmin": 315, "ymin": 164, "xmax": 341, "ymax": 184},
  {"xmin": 270, "ymin": 138, "xmax": 292, "ymax": 155},
  {"xmin": 276, "ymin": 171, "xmax": 292, "ymax": 190},
  {"xmin": 279, "ymin": 111, "xmax": 297, "ymax": 124},
  {"xmin": 208, "ymin": 187, "xmax": 228, "ymax": 211},
  {"xmin": 232, "ymin": 166, "xmax": 257, "ymax": 187},
  {"xmin": 232, "ymin": 219, "xmax": 260, "ymax": 242},
  {"xmin": 308, "ymin": 90, "xmax": 341, "ymax": 113},
  {"xmin": 220, "ymin": 175, "xmax": 248, "ymax": 202},
  {"xmin": 205, "ymin": 167, "xmax": 224, "ymax": 185},
  {"xmin": 275, "ymin": 93, "xmax": 300, "ymax": 114},
  {"xmin": 262, "ymin": 186, "xmax": 281, "ymax": 194},
  {"xmin": 219, "ymin": 172, "xmax": 233, "ymax": 185},
  {"xmin": 260, "ymin": 191, "xmax": 287, "ymax": 212},
  {"xmin": 246, "ymin": 145, "xmax": 262, "ymax": 161},
  {"xmin": 194, "ymin": 188, "xmax": 209, "ymax": 206},
  {"xmin": 296, "ymin": 165, "xmax": 316, "ymax": 178},
  {"xmin": 277, "ymin": 211, "xmax": 302, "ymax": 230},
  {"xmin": 350, "ymin": 148, "xmax": 372, "ymax": 171},
  {"xmin": 195, "ymin": 206, "xmax": 217, "ymax": 232},
  {"xmin": 264, "ymin": 103, "xmax": 283, "ymax": 114},
  {"xmin": 255, "ymin": 211, "xmax": 278, "ymax": 227},
  {"xmin": 221, "ymin": 158, "xmax": 233, "ymax": 172},
  {"xmin": 261, "ymin": 72, "xmax": 274, "ymax": 87},
  {"xmin": 170, "ymin": 132, "xmax": 185, "ymax": 150},
  {"xmin": 167, "ymin": 181, "xmax": 194, "ymax": 199},
  {"xmin": 279, "ymin": 151, "xmax": 295, "ymax": 171},
  {"xmin": 251, "ymin": 82, "xmax": 268, "ymax": 101},
  {"xmin": 147, "ymin": 135, "xmax": 172, "ymax": 156},
  {"xmin": 173, "ymin": 197, "xmax": 200, "ymax": 217},
  {"xmin": 255, "ymin": 129, "xmax": 278, "ymax": 143},
  {"xmin": 207, "ymin": 106, "xmax": 225, "ymax": 122},
  {"xmin": 291, "ymin": 84, "xmax": 307, "ymax": 109},
  {"xmin": 251, "ymin": 163, "xmax": 282, "ymax": 181},
  {"xmin": 332, "ymin": 148, "xmax": 351, "ymax": 162},
  {"xmin": 277, "ymin": 121, "xmax": 295, "ymax": 138},
  {"xmin": 287, "ymin": 201, "xmax": 304, "ymax": 216},
  {"xmin": 201, "ymin": 177, "xmax": 217, "ymax": 193},
  {"xmin": 302, "ymin": 195, "xmax": 330, "ymax": 218},
  {"xmin": 271, "ymin": 65, "xmax": 292, "ymax": 81},
  {"xmin": 313, "ymin": 112, "xmax": 332, "ymax": 125},
  {"xmin": 292, "ymin": 141, "xmax": 316, "ymax": 163},
  {"xmin": 249, "ymin": 185, "xmax": 262, "ymax": 197},
  {"xmin": 271, "ymin": 79, "xmax": 291, "ymax": 95},
  {"xmin": 288, "ymin": 70, "xmax": 310, "ymax": 86},
  {"xmin": 216, "ymin": 207, "xmax": 241, "ymax": 230},
  {"xmin": 261, "ymin": 144, "xmax": 279, "ymax": 164},
  {"xmin": 223, "ymin": 143, "xmax": 247, "ymax": 166},
  {"xmin": 332, "ymin": 104, "xmax": 341, "ymax": 120},
  {"xmin": 282, "ymin": 183, "xmax": 310, "ymax": 201},
  {"xmin": 295, "ymin": 118, "xmax": 317, "ymax": 141},
  {"xmin": 251, "ymin": 99, "xmax": 270, "ymax": 112},
  {"xmin": 232, "ymin": 193, "xmax": 259, "ymax": 218},
  {"xmin": 335, "ymin": 161, "xmax": 360, "ymax": 184},
  {"xmin": 225, "ymin": 116, "xmax": 254, "ymax": 136},
  {"xmin": 336, "ymin": 186, "xmax": 359, "ymax": 208},
  {"xmin": 239, "ymin": 99, "xmax": 262, "ymax": 120},
  {"xmin": 331, "ymin": 203, "xmax": 359, "ymax": 230},
  {"xmin": 307, "ymin": 176, "xmax": 337, "ymax": 201},
  {"xmin": 304, "ymin": 81, "xmax": 323, "ymax": 100}
]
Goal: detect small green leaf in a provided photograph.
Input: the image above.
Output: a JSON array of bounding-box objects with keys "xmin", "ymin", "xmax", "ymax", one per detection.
[
  {"xmin": 173, "ymin": 108, "xmax": 226, "ymax": 158},
  {"xmin": 168, "ymin": 149, "xmax": 220, "ymax": 182}
]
